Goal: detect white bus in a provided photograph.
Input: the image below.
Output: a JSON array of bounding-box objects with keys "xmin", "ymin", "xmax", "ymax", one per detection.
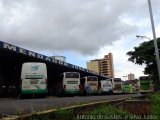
[
  {"xmin": 113, "ymin": 78, "xmax": 123, "ymax": 94},
  {"xmin": 80, "ymin": 76, "xmax": 99, "ymax": 95},
  {"xmin": 20, "ymin": 62, "xmax": 48, "ymax": 95},
  {"xmin": 54, "ymin": 72, "xmax": 80, "ymax": 95},
  {"xmin": 99, "ymin": 78, "xmax": 113, "ymax": 94}
]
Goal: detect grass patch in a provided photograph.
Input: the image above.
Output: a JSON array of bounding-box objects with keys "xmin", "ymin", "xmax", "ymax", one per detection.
[
  {"xmin": 19, "ymin": 108, "xmax": 75, "ymax": 120},
  {"xmin": 20, "ymin": 104, "xmax": 133, "ymax": 120},
  {"xmin": 151, "ymin": 93, "xmax": 160, "ymax": 119},
  {"xmin": 79, "ymin": 105, "xmax": 134, "ymax": 120},
  {"xmin": 86, "ymin": 104, "xmax": 129, "ymax": 115}
]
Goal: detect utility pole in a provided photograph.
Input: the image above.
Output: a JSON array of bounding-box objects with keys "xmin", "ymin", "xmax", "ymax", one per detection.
[{"xmin": 148, "ymin": 0, "xmax": 160, "ymax": 82}]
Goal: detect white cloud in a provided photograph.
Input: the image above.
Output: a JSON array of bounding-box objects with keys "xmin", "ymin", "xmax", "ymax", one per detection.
[
  {"xmin": 0, "ymin": 0, "xmax": 160, "ymax": 79},
  {"xmin": 0, "ymin": 0, "xmax": 148, "ymax": 55}
]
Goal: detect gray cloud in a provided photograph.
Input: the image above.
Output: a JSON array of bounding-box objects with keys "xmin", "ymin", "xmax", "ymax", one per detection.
[{"xmin": 0, "ymin": 0, "xmax": 159, "ymax": 55}]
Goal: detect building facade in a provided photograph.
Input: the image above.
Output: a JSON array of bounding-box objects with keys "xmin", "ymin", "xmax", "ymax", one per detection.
[
  {"xmin": 128, "ymin": 73, "xmax": 135, "ymax": 80},
  {"xmin": 87, "ymin": 60, "xmax": 100, "ymax": 73},
  {"xmin": 87, "ymin": 53, "xmax": 115, "ymax": 78}
]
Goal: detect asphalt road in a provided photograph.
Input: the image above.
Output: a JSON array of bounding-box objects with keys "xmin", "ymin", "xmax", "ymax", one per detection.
[{"xmin": 0, "ymin": 94, "xmax": 141, "ymax": 116}]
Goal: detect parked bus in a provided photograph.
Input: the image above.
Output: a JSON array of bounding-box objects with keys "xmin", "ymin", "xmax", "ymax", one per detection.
[
  {"xmin": 20, "ymin": 62, "xmax": 48, "ymax": 95},
  {"xmin": 113, "ymin": 78, "xmax": 123, "ymax": 94},
  {"xmin": 99, "ymin": 78, "xmax": 113, "ymax": 94},
  {"xmin": 53, "ymin": 72, "xmax": 80, "ymax": 96},
  {"xmin": 139, "ymin": 76, "xmax": 151, "ymax": 93},
  {"xmin": 123, "ymin": 81, "xmax": 133, "ymax": 94},
  {"xmin": 80, "ymin": 76, "xmax": 98, "ymax": 95}
]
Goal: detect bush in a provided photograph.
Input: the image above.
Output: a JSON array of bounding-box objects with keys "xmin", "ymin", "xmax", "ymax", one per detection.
[{"xmin": 151, "ymin": 93, "xmax": 160, "ymax": 119}]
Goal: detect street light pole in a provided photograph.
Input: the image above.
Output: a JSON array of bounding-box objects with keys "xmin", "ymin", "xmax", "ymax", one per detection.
[
  {"xmin": 136, "ymin": 35, "xmax": 151, "ymax": 40},
  {"xmin": 147, "ymin": 0, "xmax": 160, "ymax": 82}
]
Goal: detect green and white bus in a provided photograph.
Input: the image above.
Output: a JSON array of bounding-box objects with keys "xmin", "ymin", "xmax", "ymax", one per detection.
[
  {"xmin": 20, "ymin": 62, "xmax": 48, "ymax": 95},
  {"xmin": 99, "ymin": 79, "xmax": 113, "ymax": 94},
  {"xmin": 139, "ymin": 76, "xmax": 151, "ymax": 93},
  {"xmin": 123, "ymin": 81, "xmax": 133, "ymax": 94}
]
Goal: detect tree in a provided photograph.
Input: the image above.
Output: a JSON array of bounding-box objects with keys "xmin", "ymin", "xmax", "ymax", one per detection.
[{"xmin": 126, "ymin": 38, "xmax": 160, "ymax": 82}]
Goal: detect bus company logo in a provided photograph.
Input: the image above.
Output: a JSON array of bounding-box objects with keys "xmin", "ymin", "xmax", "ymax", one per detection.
[{"xmin": 31, "ymin": 65, "xmax": 39, "ymax": 71}]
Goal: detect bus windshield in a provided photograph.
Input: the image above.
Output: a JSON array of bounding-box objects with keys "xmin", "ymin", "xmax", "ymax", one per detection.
[
  {"xmin": 114, "ymin": 78, "xmax": 121, "ymax": 81},
  {"xmin": 123, "ymin": 82, "xmax": 129, "ymax": 85},
  {"xmin": 87, "ymin": 76, "xmax": 98, "ymax": 81},
  {"xmin": 139, "ymin": 76, "xmax": 149, "ymax": 81},
  {"xmin": 101, "ymin": 78, "xmax": 112, "ymax": 82},
  {"xmin": 65, "ymin": 73, "xmax": 79, "ymax": 78}
]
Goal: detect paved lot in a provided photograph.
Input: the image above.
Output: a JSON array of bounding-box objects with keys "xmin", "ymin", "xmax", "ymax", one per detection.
[{"xmin": 0, "ymin": 94, "xmax": 141, "ymax": 116}]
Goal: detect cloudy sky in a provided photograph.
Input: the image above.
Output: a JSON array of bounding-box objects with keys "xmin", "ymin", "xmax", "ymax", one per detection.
[{"xmin": 0, "ymin": 0, "xmax": 160, "ymax": 79}]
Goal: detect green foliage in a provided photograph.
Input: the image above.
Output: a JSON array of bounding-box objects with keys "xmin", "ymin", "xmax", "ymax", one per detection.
[
  {"xmin": 21, "ymin": 108, "xmax": 75, "ymax": 120},
  {"xmin": 86, "ymin": 104, "xmax": 129, "ymax": 115},
  {"xmin": 151, "ymin": 93, "xmax": 160, "ymax": 105},
  {"xmin": 151, "ymin": 93, "xmax": 160, "ymax": 119},
  {"xmin": 83, "ymin": 105, "xmax": 142, "ymax": 120},
  {"xmin": 51, "ymin": 108, "xmax": 75, "ymax": 120},
  {"xmin": 23, "ymin": 105, "xmax": 133, "ymax": 120},
  {"xmin": 126, "ymin": 38, "xmax": 160, "ymax": 81}
]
